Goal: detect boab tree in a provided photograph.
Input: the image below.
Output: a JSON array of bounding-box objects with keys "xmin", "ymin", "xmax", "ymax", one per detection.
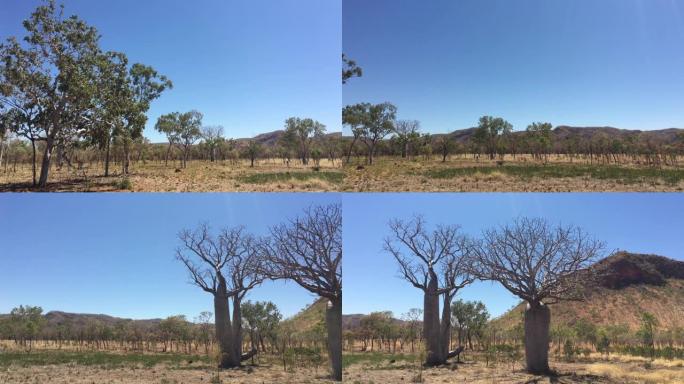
[
  {"xmin": 384, "ymin": 216, "xmax": 473, "ymax": 366},
  {"xmin": 261, "ymin": 204, "xmax": 342, "ymax": 380},
  {"xmin": 472, "ymin": 217, "xmax": 604, "ymax": 374},
  {"xmin": 176, "ymin": 224, "xmax": 263, "ymax": 368}
]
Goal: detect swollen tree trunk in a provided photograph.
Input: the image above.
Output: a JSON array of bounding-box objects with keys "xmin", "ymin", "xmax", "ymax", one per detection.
[
  {"xmin": 232, "ymin": 296, "xmax": 243, "ymax": 366},
  {"xmin": 326, "ymin": 297, "xmax": 342, "ymax": 381},
  {"xmin": 213, "ymin": 284, "xmax": 235, "ymax": 368},
  {"xmin": 524, "ymin": 302, "xmax": 550, "ymax": 374},
  {"xmin": 423, "ymin": 271, "xmax": 442, "ymax": 366},
  {"xmin": 439, "ymin": 292, "xmax": 453, "ymax": 362}
]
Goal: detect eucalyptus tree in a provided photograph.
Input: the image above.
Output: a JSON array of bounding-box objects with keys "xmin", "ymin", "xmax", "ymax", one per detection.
[
  {"xmin": 0, "ymin": 0, "xmax": 102, "ymax": 187},
  {"xmin": 342, "ymin": 54, "xmax": 362, "ymax": 84},
  {"xmin": 436, "ymin": 135, "xmax": 454, "ymax": 163},
  {"xmin": 155, "ymin": 111, "xmax": 202, "ymax": 168},
  {"xmin": 393, "ymin": 120, "xmax": 421, "ymax": 158},
  {"xmin": 384, "ymin": 216, "xmax": 473, "ymax": 366},
  {"xmin": 241, "ymin": 301, "xmax": 282, "ymax": 352},
  {"xmin": 471, "ymin": 217, "xmax": 604, "ymax": 374},
  {"xmin": 283, "ymin": 117, "xmax": 326, "ymax": 165},
  {"xmin": 345, "ymin": 102, "xmax": 396, "ymax": 165},
  {"xmin": 9, "ymin": 305, "xmax": 45, "ymax": 352},
  {"xmin": 244, "ymin": 140, "xmax": 262, "ymax": 167},
  {"xmin": 526, "ymin": 122, "xmax": 553, "ymax": 162},
  {"xmin": 261, "ymin": 204, "xmax": 342, "ymax": 380},
  {"xmin": 0, "ymin": 107, "xmax": 41, "ymax": 184},
  {"xmin": 342, "ymin": 103, "xmax": 367, "ymax": 163},
  {"xmin": 201, "ymin": 125, "xmax": 224, "ymax": 162},
  {"xmin": 473, "ymin": 116, "xmax": 512, "ymax": 160},
  {"xmin": 176, "ymin": 224, "xmax": 263, "ymax": 368}
]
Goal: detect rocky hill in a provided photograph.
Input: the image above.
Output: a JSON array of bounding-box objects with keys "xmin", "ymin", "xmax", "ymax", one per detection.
[{"xmin": 492, "ymin": 252, "xmax": 684, "ymax": 332}]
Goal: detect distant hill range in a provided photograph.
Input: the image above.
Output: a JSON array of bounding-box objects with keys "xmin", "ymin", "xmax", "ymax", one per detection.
[
  {"xmin": 340, "ymin": 126, "xmax": 684, "ymax": 145},
  {"xmin": 434, "ymin": 126, "xmax": 684, "ymax": 145},
  {"xmin": 492, "ymin": 252, "xmax": 684, "ymax": 332},
  {"xmin": 151, "ymin": 130, "xmax": 341, "ymax": 148},
  {"xmin": 1, "ymin": 299, "xmax": 324, "ymax": 331},
  {"xmin": 342, "ymin": 252, "xmax": 684, "ymax": 333}
]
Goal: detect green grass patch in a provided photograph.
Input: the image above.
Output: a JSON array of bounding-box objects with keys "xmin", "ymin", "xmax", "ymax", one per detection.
[
  {"xmin": 0, "ymin": 350, "xmax": 211, "ymax": 369},
  {"xmin": 425, "ymin": 164, "xmax": 684, "ymax": 185},
  {"xmin": 342, "ymin": 352, "xmax": 418, "ymax": 368},
  {"xmin": 238, "ymin": 171, "xmax": 344, "ymax": 184}
]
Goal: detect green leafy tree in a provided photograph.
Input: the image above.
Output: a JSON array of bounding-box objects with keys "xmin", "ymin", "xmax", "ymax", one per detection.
[
  {"xmin": 155, "ymin": 110, "xmax": 202, "ymax": 168},
  {"xmin": 526, "ymin": 122, "xmax": 553, "ymax": 162},
  {"xmin": 282, "ymin": 117, "xmax": 326, "ymax": 165},
  {"xmin": 9, "ymin": 305, "xmax": 45, "ymax": 352},
  {"xmin": 473, "ymin": 116, "xmax": 512, "ymax": 160},
  {"xmin": 0, "ymin": 0, "xmax": 102, "ymax": 187},
  {"xmin": 342, "ymin": 54, "xmax": 362, "ymax": 84},
  {"xmin": 241, "ymin": 301, "xmax": 282, "ymax": 353}
]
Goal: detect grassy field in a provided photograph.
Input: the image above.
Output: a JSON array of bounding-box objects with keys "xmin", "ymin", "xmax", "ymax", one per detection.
[
  {"xmin": 0, "ymin": 349, "xmax": 335, "ymax": 384},
  {"xmin": 342, "ymin": 351, "xmax": 684, "ymax": 384},
  {"xmin": 342, "ymin": 155, "xmax": 684, "ymax": 192},
  {"xmin": 0, "ymin": 159, "xmax": 342, "ymax": 192}
]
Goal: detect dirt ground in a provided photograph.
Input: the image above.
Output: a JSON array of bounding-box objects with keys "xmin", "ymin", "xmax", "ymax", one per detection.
[
  {"xmin": 342, "ymin": 156, "xmax": 684, "ymax": 192},
  {"xmin": 0, "ymin": 159, "xmax": 342, "ymax": 192},
  {"xmin": 343, "ymin": 353, "xmax": 684, "ymax": 384},
  {"xmin": 0, "ymin": 363, "xmax": 334, "ymax": 384}
]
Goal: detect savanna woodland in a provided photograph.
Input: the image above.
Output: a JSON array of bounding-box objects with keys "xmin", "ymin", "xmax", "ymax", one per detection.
[
  {"xmin": 342, "ymin": 55, "xmax": 684, "ymax": 192},
  {"xmin": 0, "ymin": 203, "xmax": 342, "ymax": 383},
  {"xmin": 0, "ymin": 1, "xmax": 342, "ymax": 192},
  {"xmin": 342, "ymin": 216, "xmax": 684, "ymax": 384}
]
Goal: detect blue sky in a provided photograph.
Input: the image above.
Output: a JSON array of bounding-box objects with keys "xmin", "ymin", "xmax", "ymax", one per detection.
[
  {"xmin": 0, "ymin": 193, "xmax": 340, "ymax": 320},
  {"xmin": 343, "ymin": 0, "xmax": 684, "ymax": 134},
  {"xmin": 0, "ymin": 0, "xmax": 341, "ymax": 142},
  {"xmin": 343, "ymin": 193, "xmax": 684, "ymax": 319}
]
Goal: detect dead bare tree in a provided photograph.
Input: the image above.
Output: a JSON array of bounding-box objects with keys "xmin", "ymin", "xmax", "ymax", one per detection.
[
  {"xmin": 261, "ymin": 204, "xmax": 342, "ymax": 381},
  {"xmin": 384, "ymin": 216, "xmax": 473, "ymax": 366},
  {"xmin": 471, "ymin": 217, "xmax": 604, "ymax": 374},
  {"xmin": 176, "ymin": 224, "xmax": 262, "ymax": 368}
]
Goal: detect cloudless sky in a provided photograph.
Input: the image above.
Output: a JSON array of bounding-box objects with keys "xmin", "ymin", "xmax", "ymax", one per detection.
[
  {"xmin": 344, "ymin": 0, "xmax": 684, "ymax": 134},
  {"xmin": 0, "ymin": 193, "xmax": 340, "ymax": 320},
  {"xmin": 343, "ymin": 193, "xmax": 684, "ymax": 319},
  {"xmin": 0, "ymin": 0, "xmax": 341, "ymax": 142}
]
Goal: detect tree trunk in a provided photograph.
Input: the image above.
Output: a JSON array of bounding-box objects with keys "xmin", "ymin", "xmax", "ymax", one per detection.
[
  {"xmin": 104, "ymin": 136, "xmax": 111, "ymax": 177},
  {"xmin": 326, "ymin": 297, "xmax": 342, "ymax": 381},
  {"xmin": 31, "ymin": 139, "xmax": 37, "ymax": 186},
  {"xmin": 38, "ymin": 135, "xmax": 55, "ymax": 188},
  {"xmin": 524, "ymin": 302, "xmax": 550, "ymax": 374},
  {"xmin": 231, "ymin": 296, "xmax": 243, "ymax": 366},
  {"xmin": 439, "ymin": 292, "xmax": 453, "ymax": 362},
  {"xmin": 213, "ymin": 283, "xmax": 235, "ymax": 368},
  {"xmin": 423, "ymin": 271, "xmax": 442, "ymax": 366}
]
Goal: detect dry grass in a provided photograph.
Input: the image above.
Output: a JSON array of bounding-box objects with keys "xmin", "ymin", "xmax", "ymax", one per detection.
[
  {"xmin": 0, "ymin": 349, "xmax": 335, "ymax": 384},
  {"xmin": 342, "ymin": 351, "xmax": 684, "ymax": 384},
  {"xmin": 0, "ymin": 159, "xmax": 342, "ymax": 192},
  {"xmin": 342, "ymin": 155, "xmax": 684, "ymax": 192}
]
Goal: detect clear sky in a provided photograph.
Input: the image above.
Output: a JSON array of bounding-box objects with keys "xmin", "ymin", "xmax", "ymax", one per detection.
[
  {"xmin": 343, "ymin": 0, "xmax": 684, "ymax": 134},
  {"xmin": 343, "ymin": 193, "xmax": 684, "ymax": 319},
  {"xmin": 0, "ymin": 193, "xmax": 340, "ymax": 320},
  {"xmin": 0, "ymin": 0, "xmax": 341, "ymax": 142}
]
